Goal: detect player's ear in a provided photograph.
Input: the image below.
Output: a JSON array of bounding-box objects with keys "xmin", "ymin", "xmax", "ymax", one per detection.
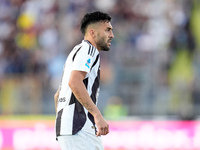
[{"xmin": 89, "ymin": 29, "xmax": 96, "ymax": 38}]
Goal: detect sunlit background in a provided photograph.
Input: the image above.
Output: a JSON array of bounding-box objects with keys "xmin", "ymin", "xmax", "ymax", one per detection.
[{"xmin": 1, "ymin": 0, "xmax": 200, "ymax": 149}]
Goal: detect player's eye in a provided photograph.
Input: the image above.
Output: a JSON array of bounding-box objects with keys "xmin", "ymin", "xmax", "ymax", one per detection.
[{"xmin": 106, "ymin": 27, "xmax": 110, "ymax": 31}]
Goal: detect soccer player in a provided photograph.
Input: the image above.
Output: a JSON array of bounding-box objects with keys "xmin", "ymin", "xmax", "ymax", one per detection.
[{"xmin": 54, "ymin": 11, "xmax": 114, "ymax": 150}]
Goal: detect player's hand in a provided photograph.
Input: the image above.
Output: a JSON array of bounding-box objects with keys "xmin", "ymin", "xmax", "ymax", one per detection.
[
  {"xmin": 54, "ymin": 87, "xmax": 60, "ymax": 112},
  {"xmin": 54, "ymin": 87, "xmax": 60, "ymax": 102},
  {"xmin": 94, "ymin": 114, "xmax": 109, "ymax": 136}
]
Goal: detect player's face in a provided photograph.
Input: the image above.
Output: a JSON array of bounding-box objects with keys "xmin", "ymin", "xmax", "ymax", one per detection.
[{"xmin": 95, "ymin": 22, "xmax": 114, "ymax": 51}]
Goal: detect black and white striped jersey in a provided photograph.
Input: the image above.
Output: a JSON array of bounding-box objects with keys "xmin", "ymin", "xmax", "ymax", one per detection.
[{"xmin": 55, "ymin": 40, "xmax": 100, "ymax": 136}]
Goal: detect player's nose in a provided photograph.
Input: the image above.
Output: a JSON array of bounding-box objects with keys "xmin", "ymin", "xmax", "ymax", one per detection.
[{"xmin": 110, "ymin": 31, "xmax": 114, "ymax": 39}]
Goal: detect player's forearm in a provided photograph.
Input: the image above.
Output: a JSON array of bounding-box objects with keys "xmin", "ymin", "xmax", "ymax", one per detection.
[
  {"xmin": 68, "ymin": 77, "xmax": 101, "ymax": 117},
  {"xmin": 71, "ymin": 83, "xmax": 109, "ymax": 136},
  {"xmin": 69, "ymin": 70, "xmax": 109, "ymax": 136}
]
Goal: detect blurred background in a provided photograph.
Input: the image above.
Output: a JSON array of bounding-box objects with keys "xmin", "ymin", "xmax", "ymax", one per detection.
[
  {"xmin": 1, "ymin": 0, "xmax": 200, "ymax": 149},
  {"xmin": 1, "ymin": 0, "xmax": 200, "ymax": 120}
]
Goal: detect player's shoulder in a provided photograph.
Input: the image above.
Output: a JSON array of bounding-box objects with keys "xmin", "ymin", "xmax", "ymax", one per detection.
[
  {"xmin": 80, "ymin": 40, "xmax": 98, "ymax": 57},
  {"xmin": 80, "ymin": 40, "xmax": 90, "ymax": 50}
]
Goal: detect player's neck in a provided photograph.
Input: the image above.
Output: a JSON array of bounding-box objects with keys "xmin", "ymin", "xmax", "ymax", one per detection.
[{"xmin": 84, "ymin": 37, "xmax": 100, "ymax": 52}]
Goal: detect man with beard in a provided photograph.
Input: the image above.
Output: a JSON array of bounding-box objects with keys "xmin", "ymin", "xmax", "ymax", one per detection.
[{"xmin": 54, "ymin": 11, "xmax": 114, "ymax": 150}]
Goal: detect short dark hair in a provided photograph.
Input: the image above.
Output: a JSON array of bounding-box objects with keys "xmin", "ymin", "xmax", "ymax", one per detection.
[{"xmin": 80, "ymin": 11, "xmax": 111, "ymax": 35}]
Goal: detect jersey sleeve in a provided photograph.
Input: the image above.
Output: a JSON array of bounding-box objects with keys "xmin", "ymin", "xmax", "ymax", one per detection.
[{"xmin": 71, "ymin": 44, "xmax": 95, "ymax": 73}]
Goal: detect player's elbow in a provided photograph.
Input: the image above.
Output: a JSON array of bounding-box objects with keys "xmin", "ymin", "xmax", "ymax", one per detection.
[
  {"xmin": 68, "ymin": 77, "xmax": 77, "ymax": 91},
  {"xmin": 68, "ymin": 79, "xmax": 73, "ymax": 89}
]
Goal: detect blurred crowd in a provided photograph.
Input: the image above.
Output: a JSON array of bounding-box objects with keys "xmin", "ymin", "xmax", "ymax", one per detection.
[{"xmin": 0, "ymin": 0, "xmax": 200, "ymax": 120}]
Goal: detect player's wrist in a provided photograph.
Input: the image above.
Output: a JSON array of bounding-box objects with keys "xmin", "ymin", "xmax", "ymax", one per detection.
[{"xmin": 93, "ymin": 111, "xmax": 102, "ymax": 119}]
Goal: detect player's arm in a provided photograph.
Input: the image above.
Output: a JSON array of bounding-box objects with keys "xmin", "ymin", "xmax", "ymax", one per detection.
[
  {"xmin": 54, "ymin": 87, "xmax": 60, "ymax": 113},
  {"xmin": 68, "ymin": 70, "xmax": 109, "ymax": 136}
]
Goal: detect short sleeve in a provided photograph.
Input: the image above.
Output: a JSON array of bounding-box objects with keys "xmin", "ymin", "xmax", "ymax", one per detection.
[{"xmin": 71, "ymin": 44, "xmax": 95, "ymax": 73}]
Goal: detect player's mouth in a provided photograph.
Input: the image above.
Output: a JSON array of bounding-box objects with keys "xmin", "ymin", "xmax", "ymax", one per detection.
[{"xmin": 108, "ymin": 39, "xmax": 112, "ymax": 46}]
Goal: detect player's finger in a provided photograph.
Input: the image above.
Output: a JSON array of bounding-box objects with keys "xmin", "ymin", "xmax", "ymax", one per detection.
[
  {"xmin": 101, "ymin": 128, "xmax": 105, "ymax": 135},
  {"xmin": 105, "ymin": 125, "xmax": 109, "ymax": 134},
  {"xmin": 101, "ymin": 127, "xmax": 108, "ymax": 135},
  {"xmin": 103, "ymin": 125, "xmax": 109, "ymax": 135},
  {"xmin": 99, "ymin": 128, "xmax": 104, "ymax": 135},
  {"xmin": 104, "ymin": 128, "xmax": 108, "ymax": 135},
  {"xmin": 96, "ymin": 131, "xmax": 101, "ymax": 137}
]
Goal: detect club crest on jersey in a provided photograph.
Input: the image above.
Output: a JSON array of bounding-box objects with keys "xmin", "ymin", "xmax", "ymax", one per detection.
[{"xmin": 85, "ymin": 58, "xmax": 91, "ymax": 69}]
